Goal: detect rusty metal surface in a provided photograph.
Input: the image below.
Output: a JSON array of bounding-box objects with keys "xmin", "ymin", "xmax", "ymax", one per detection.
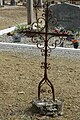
[{"xmin": 20, "ymin": 1, "xmax": 73, "ymax": 101}]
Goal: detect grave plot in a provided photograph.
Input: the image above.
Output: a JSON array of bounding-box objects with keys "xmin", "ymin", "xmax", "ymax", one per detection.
[
  {"xmin": 0, "ymin": 1, "xmax": 80, "ymax": 120},
  {"xmin": 7, "ymin": 0, "xmax": 75, "ymax": 116}
]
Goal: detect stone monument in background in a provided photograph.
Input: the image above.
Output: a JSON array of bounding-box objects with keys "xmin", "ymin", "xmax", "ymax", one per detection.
[{"xmin": 49, "ymin": 2, "xmax": 80, "ymax": 31}]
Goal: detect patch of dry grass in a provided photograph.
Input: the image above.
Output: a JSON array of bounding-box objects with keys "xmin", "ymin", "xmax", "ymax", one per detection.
[
  {"xmin": 0, "ymin": 5, "xmax": 42, "ymax": 30},
  {"xmin": 0, "ymin": 51, "xmax": 80, "ymax": 120},
  {"xmin": 0, "ymin": 4, "xmax": 80, "ymax": 120},
  {"xmin": 0, "ymin": 6, "xmax": 27, "ymax": 30}
]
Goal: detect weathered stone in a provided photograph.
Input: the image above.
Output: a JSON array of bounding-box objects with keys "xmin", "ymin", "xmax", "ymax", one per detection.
[
  {"xmin": 32, "ymin": 99, "xmax": 63, "ymax": 116},
  {"xmin": 12, "ymin": 34, "xmax": 21, "ymax": 42},
  {"xmin": 49, "ymin": 3, "xmax": 80, "ymax": 31}
]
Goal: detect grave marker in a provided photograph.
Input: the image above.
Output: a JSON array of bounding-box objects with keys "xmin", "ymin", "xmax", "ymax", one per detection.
[{"xmin": 49, "ymin": 3, "xmax": 80, "ymax": 31}]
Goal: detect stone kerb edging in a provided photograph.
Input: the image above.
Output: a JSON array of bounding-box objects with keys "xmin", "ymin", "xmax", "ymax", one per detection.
[{"xmin": 0, "ymin": 27, "xmax": 16, "ymax": 35}]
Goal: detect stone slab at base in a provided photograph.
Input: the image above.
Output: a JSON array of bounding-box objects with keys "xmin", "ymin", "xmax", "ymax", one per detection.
[{"xmin": 32, "ymin": 99, "xmax": 63, "ymax": 116}]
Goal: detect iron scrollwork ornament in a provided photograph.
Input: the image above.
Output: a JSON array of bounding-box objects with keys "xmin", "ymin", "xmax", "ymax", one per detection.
[
  {"xmin": 8, "ymin": 0, "xmax": 73, "ymax": 101},
  {"xmin": 24, "ymin": 0, "xmax": 72, "ymax": 101}
]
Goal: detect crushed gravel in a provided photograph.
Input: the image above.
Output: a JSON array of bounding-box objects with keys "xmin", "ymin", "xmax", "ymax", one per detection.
[{"xmin": 0, "ymin": 33, "xmax": 80, "ymax": 60}]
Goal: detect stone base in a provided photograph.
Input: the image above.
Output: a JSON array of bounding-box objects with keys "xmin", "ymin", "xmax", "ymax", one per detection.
[{"xmin": 32, "ymin": 99, "xmax": 63, "ymax": 116}]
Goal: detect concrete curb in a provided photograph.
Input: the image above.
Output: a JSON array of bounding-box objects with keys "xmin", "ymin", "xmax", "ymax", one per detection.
[{"xmin": 0, "ymin": 27, "xmax": 16, "ymax": 35}]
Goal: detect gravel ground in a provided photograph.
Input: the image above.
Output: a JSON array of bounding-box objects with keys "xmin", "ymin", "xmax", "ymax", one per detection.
[
  {"xmin": 0, "ymin": 51, "xmax": 80, "ymax": 120},
  {"xmin": 0, "ymin": 41, "xmax": 80, "ymax": 60},
  {"xmin": 0, "ymin": 33, "xmax": 80, "ymax": 59},
  {"xmin": 0, "ymin": 32, "xmax": 80, "ymax": 120},
  {"xmin": 0, "ymin": 5, "xmax": 80, "ymax": 120},
  {"xmin": 0, "ymin": 33, "xmax": 80, "ymax": 47}
]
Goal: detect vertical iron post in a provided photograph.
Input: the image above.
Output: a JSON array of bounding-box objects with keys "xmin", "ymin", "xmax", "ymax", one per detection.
[{"xmin": 38, "ymin": 2, "xmax": 55, "ymax": 101}]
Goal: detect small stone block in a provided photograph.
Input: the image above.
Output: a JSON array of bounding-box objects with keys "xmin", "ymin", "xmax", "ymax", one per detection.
[{"xmin": 32, "ymin": 99, "xmax": 63, "ymax": 116}]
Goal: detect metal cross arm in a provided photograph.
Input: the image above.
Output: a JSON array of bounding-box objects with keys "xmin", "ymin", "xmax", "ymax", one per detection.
[{"xmin": 20, "ymin": 30, "xmax": 73, "ymax": 37}]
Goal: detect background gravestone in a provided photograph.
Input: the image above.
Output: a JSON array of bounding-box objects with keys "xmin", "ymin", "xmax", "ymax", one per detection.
[{"xmin": 49, "ymin": 3, "xmax": 80, "ymax": 31}]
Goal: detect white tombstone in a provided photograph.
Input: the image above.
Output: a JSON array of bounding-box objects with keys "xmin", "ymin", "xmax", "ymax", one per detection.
[
  {"xmin": 49, "ymin": 3, "xmax": 80, "ymax": 31},
  {"xmin": 0, "ymin": 0, "xmax": 3, "ymax": 6}
]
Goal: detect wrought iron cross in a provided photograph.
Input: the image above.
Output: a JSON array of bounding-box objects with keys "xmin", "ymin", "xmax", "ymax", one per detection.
[{"xmin": 19, "ymin": 0, "xmax": 72, "ymax": 101}]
